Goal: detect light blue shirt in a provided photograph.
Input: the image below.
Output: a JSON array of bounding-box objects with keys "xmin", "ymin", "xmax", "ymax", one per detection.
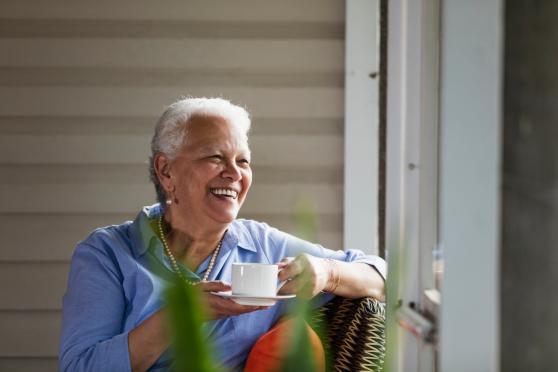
[{"xmin": 59, "ymin": 204, "xmax": 386, "ymax": 371}]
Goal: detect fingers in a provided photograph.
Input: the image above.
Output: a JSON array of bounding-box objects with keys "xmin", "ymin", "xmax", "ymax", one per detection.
[
  {"xmin": 277, "ymin": 277, "xmax": 301, "ymax": 295},
  {"xmin": 278, "ymin": 256, "xmax": 295, "ymax": 268},
  {"xmin": 207, "ymin": 295, "xmax": 268, "ymax": 319},
  {"xmin": 195, "ymin": 280, "xmax": 231, "ymax": 293},
  {"xmin": 277, "ymin": 257, "xmax": 303, "ymax": 281},
  {"xmin": 278, "ymin": 277, "xmax": 315, "ymax": 298},
  {"xmin": 196, "ymin": 281, "xmax": 270, "ymax": 320},
  {"xmin": 277, "ymin": 254, "xmax": 328, "ymax": 297}
]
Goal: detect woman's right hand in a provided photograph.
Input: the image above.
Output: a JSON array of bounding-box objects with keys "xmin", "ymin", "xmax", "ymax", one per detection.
[{"xmin": 195, "ymin": 281, "xmax": 268, "ymax": 320}]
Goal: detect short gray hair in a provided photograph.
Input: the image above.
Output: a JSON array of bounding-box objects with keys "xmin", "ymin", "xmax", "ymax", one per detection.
[{"xmin": 149, "ymin": 97, "xmax": 251, "ymax": 206}]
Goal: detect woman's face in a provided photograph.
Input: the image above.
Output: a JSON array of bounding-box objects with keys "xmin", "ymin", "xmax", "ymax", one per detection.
[{"xmin": 168, "ymin": 115, "xmax": 252, "ymax": 226}]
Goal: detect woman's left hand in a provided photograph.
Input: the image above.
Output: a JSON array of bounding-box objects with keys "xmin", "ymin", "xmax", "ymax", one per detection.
[
  {"xmin": 277, "ymin": 254, "xmax": 331, "ymax": 298},
  {"xmin": 195, "ymin": 281, "xmax": 269, "ymax": 320}
]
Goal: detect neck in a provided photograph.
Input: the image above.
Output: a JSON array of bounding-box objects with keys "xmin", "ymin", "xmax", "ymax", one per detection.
[{"xmin": 162, "ymin": 209, "xmax": 227, "ymax": 269}]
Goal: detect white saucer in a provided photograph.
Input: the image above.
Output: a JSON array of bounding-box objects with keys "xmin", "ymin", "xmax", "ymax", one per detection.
[{"xmin": 211, "ymin": 291, "xmax": 296, "ymax": 306}]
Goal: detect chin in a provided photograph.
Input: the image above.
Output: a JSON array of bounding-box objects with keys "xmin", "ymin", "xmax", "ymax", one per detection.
[{"xmin": 212, "ymin": 211, "xmax": 239, "ymax": 224}]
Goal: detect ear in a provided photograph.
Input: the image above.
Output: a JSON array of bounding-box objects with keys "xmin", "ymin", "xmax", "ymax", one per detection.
[{"xmin": 153, "ymin": 153, "xmax": 174, "ymax": 193}]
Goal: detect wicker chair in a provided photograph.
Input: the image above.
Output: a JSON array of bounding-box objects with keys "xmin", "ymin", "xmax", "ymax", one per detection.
[{"xmin": 310, "ymin": 297, "xmax": 386, "ymax": 372}]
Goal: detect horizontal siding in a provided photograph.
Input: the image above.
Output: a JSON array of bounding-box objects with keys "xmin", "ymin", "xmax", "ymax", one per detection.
[
  {"xmin": 0, "ymin": 87, "xmax": 343, "ymax": 117},
  {"xmin": 0, "ymin": 0, "xmax": 345, "ymax": 364},
  {"xmin": 0, "ymin": 67, "xmax": 341, "ymax": 88},
  {"xmin": 0, "ymin": 265, "xmax": 68, "ymax": 310},
  {"xmin": 0, "ymin": 0, "xmax": 344, "ymax": 22},
  {"xmin": 0, "ymin": 117, "xmax": 343, "ymax": 136},
  {"xmin": 0, "ymin": 39, "xmax": 342, "ymax": 71},
  {"xmin": 0, "ymin": 311, "xmax": 60, "ymax": 356},
  {"xmin": 0, "ymin": 214, "xmax": 135, "ymax": 261},
  {"xmin": 0, "ymin": 357, "xmax": 58, "ymax": 371},
  {"xmin": 0, "ymin": 20, "xmax": 344, "ymax": 40}
]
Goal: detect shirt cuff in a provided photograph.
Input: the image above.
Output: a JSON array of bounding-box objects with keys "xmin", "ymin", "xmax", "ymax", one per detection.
[
  {"xmin": 110, "ymin": 332, "xmax": 132, "ymax": 372},
  {"xmin": 354, "ymin": 256, "xmax": 387, "ymax": 281}
]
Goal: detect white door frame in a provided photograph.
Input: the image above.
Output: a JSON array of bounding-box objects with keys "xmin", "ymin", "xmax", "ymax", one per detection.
[
  {"xmin": 385, "ymin": 0, "xmax": 503, "ymax": 371},
  {"xmin": 385, "ymin": 0, "xmax": 440, "ymax": 370},
  {"xmin": 344, "ymin": 0, "xmax": 380, "ymax": 256},
  {"xmin": 438, "ymin": 1, "xmax": 502, "ymax": 371}
]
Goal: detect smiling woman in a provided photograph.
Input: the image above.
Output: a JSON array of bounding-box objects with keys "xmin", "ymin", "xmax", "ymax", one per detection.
[
  {"xmin": 153, "ymin": 114, "xmax": 253, "ymax": 230},
  {"xmin": 59, "ymin": 97, "xmax": 387, "ymax": 372}
]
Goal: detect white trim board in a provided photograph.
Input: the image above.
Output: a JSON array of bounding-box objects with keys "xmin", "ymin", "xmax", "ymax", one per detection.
[
  {"xmin": 438, "ymin": 1, "xmax": 502, "ymax": 371},
  {"xmin": 344, "ymin": 0, "xmax": 379, "ymax": 255}
]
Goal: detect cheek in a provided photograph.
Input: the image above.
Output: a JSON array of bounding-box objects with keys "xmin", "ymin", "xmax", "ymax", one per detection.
[
  {"xmin": 176, "ymin": 175, "xmax": 206, "ymax": 197},
  {"xmin": 242, "ymin": 173, "xmax": 253, "ymax": 194},
  {"xmin": 186, "ymin": 166, "xmax": 215, "ymax": 188}
]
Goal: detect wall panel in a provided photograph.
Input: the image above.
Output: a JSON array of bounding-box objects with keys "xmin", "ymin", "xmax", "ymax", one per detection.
[
  {"xmin": 0, "ymin": 1, "xmax": 345, "ymax": 368},
  {"xmin": 0, "ymin": 0, "xmax": 344, "ymax": 22},
  {"xmin": 0, "ymin": 311, "xmax": 60, "ymax": 356},
  {"xmin": 0, "ymin": 39, "xmax": 343, "ymax": 71}
]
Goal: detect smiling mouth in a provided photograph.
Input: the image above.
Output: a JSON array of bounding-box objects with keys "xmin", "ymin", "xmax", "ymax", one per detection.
[{"xmin": 210, "ymin": 188, "xmax": 239, "ymax": 199}]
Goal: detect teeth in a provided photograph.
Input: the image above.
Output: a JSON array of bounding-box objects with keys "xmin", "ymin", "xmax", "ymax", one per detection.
[{"xmin": 211, "ymin": 188, "xmax": 238, "ymax": 199}]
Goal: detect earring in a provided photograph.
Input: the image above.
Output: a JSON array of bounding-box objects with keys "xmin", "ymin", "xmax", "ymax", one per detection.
[{"xmin": 166, "ymin": 185, "xmax": 176, "ymax": 206}]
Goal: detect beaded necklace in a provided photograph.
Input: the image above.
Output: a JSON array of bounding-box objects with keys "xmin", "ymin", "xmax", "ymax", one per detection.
[{"xmin": 157, "ymin": 215, "xmax": 224, "ymax": 284}]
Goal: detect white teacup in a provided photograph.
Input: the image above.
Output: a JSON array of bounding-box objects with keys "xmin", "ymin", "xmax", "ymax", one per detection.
[{"xmin": 231, "ymin": 263, "xmax": 280, "ymax": 297}]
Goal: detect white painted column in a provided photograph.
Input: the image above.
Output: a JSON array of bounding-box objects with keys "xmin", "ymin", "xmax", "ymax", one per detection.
[
  {"xmin": 344, "ymin": 0, "xmax": 379, "ymax": 255},
  {"xmin": 438, "ymin": 1, "xmax": 503, "ymax": 371}
]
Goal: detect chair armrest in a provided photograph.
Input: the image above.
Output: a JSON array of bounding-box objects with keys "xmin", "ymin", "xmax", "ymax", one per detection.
[{"xmin": 310, "ymin": 296, "xmax": 386, "ymax": 372}]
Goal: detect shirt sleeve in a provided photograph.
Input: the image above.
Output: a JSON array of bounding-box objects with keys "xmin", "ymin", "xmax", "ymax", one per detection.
[
  {"xmin": 271, "ymin": 229, "xmax": 387, "ymax": 281},
  {"xmin": 59, "ymin": 243, "xmax": 132, "ymax": 372},
  {"xmin": 263, "ymin": 226, "xmax": 387, "ymax": 309}
]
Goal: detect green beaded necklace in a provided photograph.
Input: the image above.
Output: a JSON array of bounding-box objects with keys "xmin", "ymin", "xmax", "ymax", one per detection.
[{"xmin": 157, "ymin": 215, "xmax": 224, "ymax": 284}]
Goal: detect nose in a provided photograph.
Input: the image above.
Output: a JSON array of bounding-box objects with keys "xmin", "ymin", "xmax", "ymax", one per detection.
[{"xmin": 222, "ymin": 160, "xmax": 242, "ymax": 181}]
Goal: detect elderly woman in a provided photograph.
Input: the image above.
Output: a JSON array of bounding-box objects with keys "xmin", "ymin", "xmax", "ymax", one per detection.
[{"xmin": 59, "ymin": 98, "xmax": 386, "ymax": 372}]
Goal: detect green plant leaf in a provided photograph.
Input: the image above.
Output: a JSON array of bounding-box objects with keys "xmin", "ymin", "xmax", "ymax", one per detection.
[
  {"xmin": 280, "ymin": 297, "xmax": 318, "ymax": 372},
  {"xmin": 166, "ymin": 278, "xmax": 221, "ymax": 372},
  {"xmin": 294, "ymin": 200, "xmax": 318, "ymax": 242}
]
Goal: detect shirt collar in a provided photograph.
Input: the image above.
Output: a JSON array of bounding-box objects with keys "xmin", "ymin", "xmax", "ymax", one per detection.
[
  {"xmin": 224, "ymin": 220, "xmax": 257, "ymax": 253},
  {"xmin": 128, "ymin": 204, "xmax": 163, "ymax": 258},
  {"xmin": 129, "ymin": 204, "xmax": 257, "ymax": 257}
]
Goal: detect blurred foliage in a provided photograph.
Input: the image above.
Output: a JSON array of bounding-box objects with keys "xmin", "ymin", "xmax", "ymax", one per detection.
[
  {"xmin": 294, "ymin": 199, "xmax": 318, "ymax": 242},
  {"xmin": 166, "ymin": 277, "xmax": 221, "ymax": 372},
  {"xmin": 279, "ymin": 199, "xmax": 321, "ymax": 372},
  {"xmin": 280, "ymin": 296, "xmax": 319, "ymax": 372}
]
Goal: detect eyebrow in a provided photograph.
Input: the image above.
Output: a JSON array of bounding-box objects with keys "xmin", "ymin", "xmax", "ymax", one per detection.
[
  {"xmin": 197, "ymin": 145, "xmax": 251, "ymax": 157},
  {"xmin": 197, "ymin": 145, "xmax": 219, "ymax": 154}
]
